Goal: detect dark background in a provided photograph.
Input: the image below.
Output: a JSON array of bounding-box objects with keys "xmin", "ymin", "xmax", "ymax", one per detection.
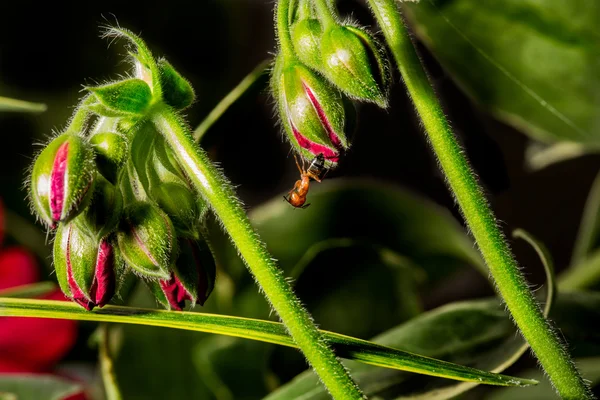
[{"xmin": 0, "ymin": 0, "xmax": 597, "ymax": 317}]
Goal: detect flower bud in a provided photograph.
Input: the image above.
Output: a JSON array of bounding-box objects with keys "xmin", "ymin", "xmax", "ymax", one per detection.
[
  {"xmin": 54, "ymin": 222, "xmax": 115, "ymax": 310},
  {"xmin": 320, "ymin": 25, "xmax": 390, "ymax": 107},
  {"xmin": 74, "ymin": 176, "xmax": 123, "ymax": 240},
  {"xmin": 152, "ymin": 183, "xmax": 204, "ymax": 236},
  {"xmin": 90, "ymin": 132, "xmax": 128, "ymax": 184},
  {"xmin": 146, "ymin": 237, "xmax": 216, "ymax": 310},
  {"xmin": 273, "ymin": 55, "xmax": 348, "ymax": 163},
  {"xmin": 291, "ymin": 19, "xmax": 323, "ymax": 71},
  {"xmin": 30, "ymin": 134, "xmax": 96, "ymax": 228},
  {"xmin": 117, "ymin": 202, "xmax": 175, "ymax": 280}
]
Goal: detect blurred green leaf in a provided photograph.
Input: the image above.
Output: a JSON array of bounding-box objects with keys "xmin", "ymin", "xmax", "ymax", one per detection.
[
  {"xmin": 405, "ymin": 0, "xmax": 600, "ymax": 144},
  {"xmin": 571, "ymin": 171, "xmax": 600, "ymax": 266},
  {"xmin": 559, "ymin": 171, "xmax": 600, "ymax": 290},
  {"xmin": 244, "ymin": 179, "xmax": 485, "ymax": 283},
  {"xmin": 266, "ymin": 290, "xmax": 600, "ymax": 399},
  {"xmin": 265, "ymin": 236, "xmax": 555, "ymax": 400},
  {"xmin": 0, "ymin": 96, "xmax": 46, "ymax": 113},
  {"xmin": 0, "ymin": 375, "xmax": 83, "ymax": 400},
  {"xmin": 485, "ymin": 357, "xmax": 600, "ymax": 400},
  {"xmin": 193, "ymin": 336, "xmax": 274, "ymax": 400},
  {"xmin": 525, "ymin": 141, "xmax": 590, "ymax": 170},
  {"xmin": 0, "ymin": 282, "xmax": 56, "ymax": 298}
]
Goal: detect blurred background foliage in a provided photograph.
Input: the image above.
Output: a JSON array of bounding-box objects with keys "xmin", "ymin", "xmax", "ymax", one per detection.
[{"xmin": 1, "ymin": 0, "xmax": 600, "ymax": 399}]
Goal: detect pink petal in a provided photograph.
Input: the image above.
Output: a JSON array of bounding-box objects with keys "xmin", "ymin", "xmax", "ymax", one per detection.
[
  {"xmin": 88, "ymin": 240, "xmax": 115, "ymax": 308},
  {"xmin": 50, "ymin": 142, "xmax": 69, "ymax": 222}
]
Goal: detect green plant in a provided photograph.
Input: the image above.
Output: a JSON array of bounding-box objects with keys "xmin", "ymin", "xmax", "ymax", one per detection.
[{"xmin": 1, "ymin": 1, "xmax": 599, "ymax": 399}]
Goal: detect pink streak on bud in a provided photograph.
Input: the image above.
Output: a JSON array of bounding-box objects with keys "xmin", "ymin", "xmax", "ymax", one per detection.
[
  {"xmin": 291, "ymin": 124, "xmax": 339, "ymax": 163},
  {"xmin": 65, "ymin": 225, "xmax": 94, "ymax": 311},
  {"xmin": 88, "ymin": 239, "xmax": 115, "ymax": 308},
  {"xmin": 50, "ymin": 142, "xmax": 69, "ymax": 222},
  {"xmin": 159, "ymin": 273, "xmax": 192, "ymax": 311},
  {"xmin": 302, "ymin": 82, "xmax": 343, "ymax": 149}
]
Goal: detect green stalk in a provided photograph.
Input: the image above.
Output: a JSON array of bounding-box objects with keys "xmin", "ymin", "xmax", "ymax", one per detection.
[
  {"xmin": 64, "ymin": 94, "xmax": 95, "ymax": 134},
  {"xmin": 193, "ymin": 60, "xmax": 270, "ymax": 143},
  {"xmin": 312, "ymin": 0, "xmax": 337, "ymax": 28},
  {"xmin": 365, "ymin": 1, "xmax": 592, "ymax": 398},
  {"xmin": 277, "ymin": 0, "xmax": 298, "ymax": 61},
  {"xmin": 151, "ymin": 105, "xmax": 364, "ymax": 399},
  {"xmin": 99, "ymin": 324, "xmax": 122, "ymax": 400}
]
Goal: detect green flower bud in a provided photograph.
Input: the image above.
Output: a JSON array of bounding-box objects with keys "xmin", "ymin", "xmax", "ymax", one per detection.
[
  {"xmin": 90, "ymin": 131, "xmax": 128, "ymax": 183},
  {"xmin": 54, "ymin": 221, "xmax": 116, "ymax": 310},
  {"xmin": 145, "ymin": 236, "xmax": 216, "ymax": 310},
  {"xmin": 273, "ymin": 55, "xmax": 348, "ymax": 164},
  {"xmin": 320, "ymin": 25, "xmax": 390, "ymax": 107},
  {"xmin": 74, "ymin": 176, "xmax": 123, "ymax": 240},
  {"xmin": 152, "ymin": 183, "xmax": 205, "ymax": 236},
  {"xmin": 117, "ymin": 202, "xmax": 175, "ymax": 280},
  {"xmin": 158, "ymin": 58, "xmax": 195, "ymax": 110},
  {"xmin": 30, "ymin": 134, "xmax": 96, "ymax": 228},
  {"xmin": 291, "ymin": 19, "xmax": 323, "ymax": 71}
]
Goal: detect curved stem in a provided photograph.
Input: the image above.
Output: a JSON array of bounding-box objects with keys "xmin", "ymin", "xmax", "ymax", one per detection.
[
  {"xmin": 277, "ymin": 0, "xmax": 297, "ymax": 61},
  {"xmin": 312, "ymin": 0, "xmax": 337, "ymax": 28},
  {"xmin": 0, "ymin": 297, "xmax": 537, "ymax": 388},
  {"xmin": 193, "ymin": 60, "xmax": 270, "ymax": 143},
  {"xmin": 365, "ymin": 1, "xmax": 593, "ymax": 399},
  {"xmin": 151, "ymin": 105, "xmax": 364, "ymax": 399},
  {"xmin": 64, "ymin": 94, "xmax": 95, "ymax": 134},
  {"xmin": 99, "ymin": 324, "xmax": 122, "ymax": 400}
]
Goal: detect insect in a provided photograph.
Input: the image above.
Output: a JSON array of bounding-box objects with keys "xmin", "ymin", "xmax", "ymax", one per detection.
[{"xmin": 284, "ymin": 153, "xmax": 327, "ymax": 209}]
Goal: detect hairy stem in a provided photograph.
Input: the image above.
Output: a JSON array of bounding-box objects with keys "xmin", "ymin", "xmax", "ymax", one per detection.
[
  {"xmin": 151, "ymin": 105, "xmax": 364, "ymax": 399},
  {"xmin": 277, "ymin": 0, "xmax": 297, "ymax": 61},
  {"xmin": 193, "ymin": 60, "xmax": 270, "ymax": 143},
  {"xmin": 312, "ymin": 0, "xmax": 337, "ymax": 28},
  {"xmin": 366, "ymin": 1, "xmax": 593, "ymax": 398},
  {"xmin": 64, "ymin": 94, "xmax": 95, "ymax": 134}
]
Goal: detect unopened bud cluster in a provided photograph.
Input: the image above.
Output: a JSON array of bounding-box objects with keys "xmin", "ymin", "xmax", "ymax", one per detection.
[
  {"xmin": 272, "ymin": 0, "xmax": 390, "ymax": 165},
  {"xmin": 27, "ymin": 28, "xmax": 216, "ymax": 311}
]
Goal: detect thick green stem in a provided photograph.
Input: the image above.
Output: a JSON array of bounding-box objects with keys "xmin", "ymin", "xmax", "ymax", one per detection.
[
  {"xmin": 366, "ymin": 1, "xmax": 593, "ymax": 399},
  {"xmin": 312, "ymin": 0, "xmax": 337, "ymax": 28},
  {"xmin": 64, "ymin": 94, "xmax": 95, "ymax": 134},
  {"xmin": 277, "ymin": 0, "xmax": 297, "ymax": 61},
  {"xmin": 151, "ymin": 105, "xmax": 364, "ymax": 399}
]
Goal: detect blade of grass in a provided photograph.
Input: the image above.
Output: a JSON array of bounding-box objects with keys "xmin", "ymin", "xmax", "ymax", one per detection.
[
  {"xmin": 0, "ymin": 297, "xmax": 537, "ymax": 388},
  {"xmin": 0, "ymin": 96, "xmax": 46, "ymax": 113}
]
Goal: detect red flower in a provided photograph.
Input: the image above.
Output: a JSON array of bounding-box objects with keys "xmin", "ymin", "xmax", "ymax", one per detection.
[{"xmin": 0, "ymin": 199, "xmax": 78, "ymax": 373}]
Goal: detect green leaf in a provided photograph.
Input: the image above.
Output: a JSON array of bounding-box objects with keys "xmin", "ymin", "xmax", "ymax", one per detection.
[
  {"xmin": 405, "ymin": 0, "xmax": 600, "ymax": 144},
  {"xmin": 486, "ymin": 357, "xmax": 600, "ymax": 400},
  {"xmin": 571, "ymin": 171, "xmax": 600, "ymax": 266},
  {"xmin": 88, "ymin": 79, "xmax": 152, "ymax": 116},
  {"xmin": 0, "ymin": 375, "xmax": 83, "ymax": 400},
  {"xmin": 0, "ymin": 297, "xmax": 537, "ymax": 388},
  {"xmin": 559, "ymin": 171, "xmax": 600, "ymax": 290},
  {"xmin": 525, "ymin": 141, "xmax": 590, "ymax": 171},
  {"xmin": 246, "ymin": 179, "xmax": 485, "ymax": 283},
  {"xmin": 265, "ymin": 236, "xmax": 555, "ymax": 400},
  {"xmin": 0, "ymin": 96, "xmax": 46, "ymax": 112}
]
